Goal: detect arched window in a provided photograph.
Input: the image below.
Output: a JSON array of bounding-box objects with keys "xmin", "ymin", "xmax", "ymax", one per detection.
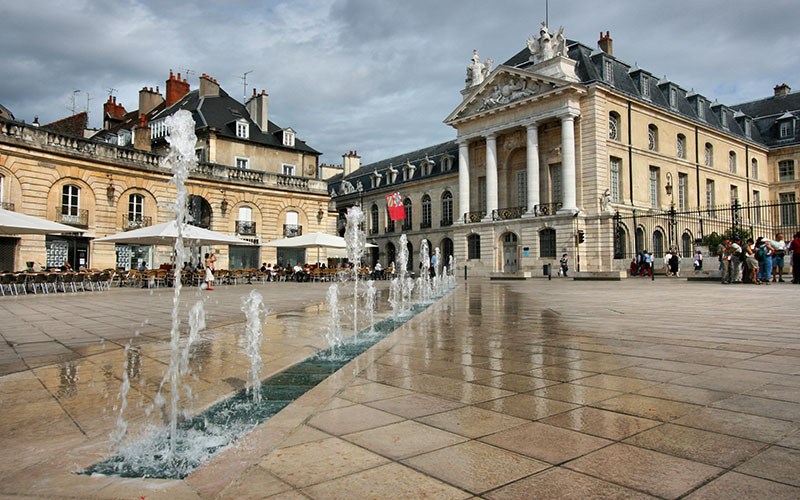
[
  {"xmin": 609, "ymin": 112, "xmax": 620, "ymax": 140},
  {"xmin": 635, "ymin": 227, "xmax": 645, "ymax": 253},
  {"xmin": 648, "ymin": 124, "xmax": 658, "ymax": 151},
  {"xmin": 386, "ymin": 242, "xmax": 396, "ymax": 266},
  {"xmin": 676, "ymin": 134, "xmax": 686, "ymax": 159},
  {"xmin": 751, "ymin": 158, "xmax": 758, "ymax": 180},
  {"xmin": 704, "ymin": 143, "xmax": 713, "ymax": 167},
  {"xmin": 284, "ymin": 210, "xmax": 300, "ymax": 236},
  {"xmin": 0, "ymin": 174, "xmax": 4, "ymax": 205},
  {"xmin": 188, "ymin": 195, "xmax": 212, "ymax": 228},
  {"xmin": 729, "ymin": 151, "xmax": 737, "ymax": 174},
  {"xmin": 402, "ymin": 198, "xmax": 412, "ymax": 230},
  {"xmin": 467, "ymin": 234, "xmax": 480, "ymax": 260},
  {"xmin": 370, "ymin": 204, "xmax": 379, "ymax": 234},
  {"xmin": 441, "ymin": 191, "xmax": 453, "ymax": 226},
  {"xmin": 539, "ymin": 228, "xmax": 556, "ymax": 258},
  {"xmin": 386, "ymin": 210, "xmax": 395, "ymax": 233},
  {"xmin": 127, "ymin": 194, "xmax": 144, "ymax": 228},
  {"xmin": 441, "ymin": 238, "xmax": 454, "ymax": 264},
  {"xmin": 681, "ymin": 232, "xmax": 692, "ymax": 257},
  {"xmin": 614, "ymin": 224, "xmax": 627, "ymax": 259},
  {"xmin": 653, "ymin": 230, "xmax": 664, "ymax": 258},
  {"xmin": 421, "ymin": 194, "xmax": 432, "ymax": 228}
]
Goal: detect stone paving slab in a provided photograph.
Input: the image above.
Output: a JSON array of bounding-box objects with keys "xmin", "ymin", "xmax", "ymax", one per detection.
[{"xmin": 0, "ymin": 278, "xmax": 798, "ymax": 499}]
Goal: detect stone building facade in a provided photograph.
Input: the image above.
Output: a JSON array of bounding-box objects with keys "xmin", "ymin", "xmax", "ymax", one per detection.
[
  {"xmin": 329, "ymin": 25, "xmax": 795, "ymax": 276},
  {"xmin": 0, "ymin": 73, "xmax": 332, "ymax": 272}
]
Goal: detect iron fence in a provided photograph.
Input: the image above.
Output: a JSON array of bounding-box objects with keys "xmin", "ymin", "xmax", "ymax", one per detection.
[{"xmin": 613, "ymin": 200, "xmax": 800, "ymax": 260}]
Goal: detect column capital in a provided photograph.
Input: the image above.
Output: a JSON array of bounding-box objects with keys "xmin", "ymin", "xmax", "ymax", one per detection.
[
  {"xmin": 456, "ymin": 137, "xmax": 470, "ymax": 146},
  {"xmin": 525, "ymin": 122, "xmax": 539, "ymax": 131},
  {"xmin": 560, "ymin": 110, "xmax": 581, "ymax": 121},
  {"xmin": 485, "ymin": 132, "xmax": 497, "ymax": 140}
]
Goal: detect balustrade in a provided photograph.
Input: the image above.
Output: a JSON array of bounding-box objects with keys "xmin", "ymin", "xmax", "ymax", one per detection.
[
  {"xmin": 122, "ymin": 214, "xmax": 152, "ymax": 230},
  {"xmin": 492, "ymin": 206, "xmax": 527, "ymax": 221},
  {"xmin": 54, "ymin": 207, "xmax": 89, "ymax": 228},
  {"xmin": 464, "ymin": 211, "xmax": 485, "ymax": 223},
  {"xmin": 533, "ymin": 202, "xmax": 563, "ymax": 216}
]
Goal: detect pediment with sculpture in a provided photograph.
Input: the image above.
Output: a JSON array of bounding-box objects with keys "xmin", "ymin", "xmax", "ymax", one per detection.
[{"xmin": 458, "ymin": 71, "xmax": 559, "ymax": 118}]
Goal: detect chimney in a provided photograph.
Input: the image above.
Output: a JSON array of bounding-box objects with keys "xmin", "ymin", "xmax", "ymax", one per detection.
[
  {"xmin": 133, "ymin": 114, "xmax": 151, "ymax": 152},
  {"xmin": 138, "ymin": 86, "xmax": 164, "ymax": 115},
  {"xmin": 165, "ymin": 70, "xmax": 191, "ymax": 107},
  {"xmin": 774, "ymin": 83, "xmax": 791, "ymax": 97},
  {"xmin": 103, "ymin": 95, "xmax": 127, "ymax": 129},
  {"xmin": 342, "ymin": 150, "xmax": 361, "ymax": 176},
  {"xmin": 245, "ymin": 88, "xmax": 269, "ymax": 132},
  {"xmin": 199, "ymin": 73, "xmax": 220, "ymax": 98},
  {"xmin": 598, "ymin": 31, "xmax": 613, "ymax": 55}
]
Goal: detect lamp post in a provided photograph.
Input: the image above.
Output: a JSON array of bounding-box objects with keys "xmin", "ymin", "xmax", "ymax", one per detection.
[{"xmin": 665, "ymin": 172, "xmax": 674, "ymax": 208}]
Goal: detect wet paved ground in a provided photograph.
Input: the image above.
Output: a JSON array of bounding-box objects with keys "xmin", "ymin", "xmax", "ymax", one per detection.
[{"xmin": 0, "ymin": 278, "xmax": 798, "ymax": 499}]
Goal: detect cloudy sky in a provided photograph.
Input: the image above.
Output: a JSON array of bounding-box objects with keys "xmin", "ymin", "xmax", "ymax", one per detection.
[{"xmin": 2, "ymin": 0, "xmax": 799, "ymax": 166}]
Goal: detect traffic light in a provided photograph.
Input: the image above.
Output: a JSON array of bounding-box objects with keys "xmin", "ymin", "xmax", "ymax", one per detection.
[{"xmin": 577, "ymin": 230, "xmax": 585, "ymax": 244}]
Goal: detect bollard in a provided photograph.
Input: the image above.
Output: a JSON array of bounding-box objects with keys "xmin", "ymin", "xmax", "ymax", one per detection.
[
  {"xmin": 651, "ymin": 265, "xmax": 655, "ymax": 281},
  {"xmin": 464, "ymin": 264, "xmax": 467, "ymax": 281}
]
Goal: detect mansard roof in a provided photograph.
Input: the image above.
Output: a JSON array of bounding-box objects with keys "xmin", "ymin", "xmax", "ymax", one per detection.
[
  {"xmin": 151, "ymin": 88, "xmax": 320, "ymax": 155},
  {"xmin": 328, "ymin": 140, "xmax": 458, "ymax": 197},
  {"xmin": 731, "ymin": 92, "xmax": 800, "ymax": 146}
]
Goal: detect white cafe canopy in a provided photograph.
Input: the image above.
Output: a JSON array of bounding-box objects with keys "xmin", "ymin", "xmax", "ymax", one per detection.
[
  {"xmin": 94, "ymin": 220, "xmax": 252, "ymax": 246},
  {"xmin": 0, "ymin": 208, "xmax": 86, "ymax": 235},
  {"xmin": 264, "ymin": 232, "xmax": 376, "ymax": 262}
]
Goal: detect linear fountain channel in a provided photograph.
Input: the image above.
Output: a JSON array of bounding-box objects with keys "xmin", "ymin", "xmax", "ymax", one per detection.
[{"xmin": 84, "ymin": 285, "xmax": 457, "ymax": 479}]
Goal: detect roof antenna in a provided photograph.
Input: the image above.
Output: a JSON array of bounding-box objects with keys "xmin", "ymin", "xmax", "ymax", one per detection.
[
  {"xmin": 106, "ymin": 87, "xmax": 118, "ymax": 98},
  {"xmin": 546, "ymin": 0, "xmax": 549, "ymax": 27},
  {"xmin": 238, "ymin": 70, "xmax": 254, "ymax": 103},
  {"xmin": 179, "ymin": 68, "xmax": 196, "ymax": 79},
  {"xmin": 67, "ymin": 89, "xmax": 81, "ymax": 115}
]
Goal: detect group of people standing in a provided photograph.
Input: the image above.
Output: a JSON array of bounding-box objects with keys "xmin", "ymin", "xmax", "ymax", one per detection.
[{"xmin": 719, "ymin": 232, "xmax": 800, "ymax": 285}]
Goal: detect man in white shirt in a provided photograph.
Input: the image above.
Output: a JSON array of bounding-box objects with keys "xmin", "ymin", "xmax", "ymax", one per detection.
[
  {"xmin": 374, "ymin": 261, "xmax": 383, "ymax": 280},
  {"xmin": 771, "ymin": 233, "xmax": 787, "ymax": 282}
]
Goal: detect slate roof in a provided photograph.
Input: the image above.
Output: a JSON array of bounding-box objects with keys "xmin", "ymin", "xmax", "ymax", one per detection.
[
  {"xmin": 731, "ymin": 92, "xmax": 800, "ymax": 146},
  {"xmin": 328, "ymin": 140, "xmax": 458, "ymax": 198},
  {"xmin": 151, "ymin": 88, "xmax": 320, "ymax": 155}
]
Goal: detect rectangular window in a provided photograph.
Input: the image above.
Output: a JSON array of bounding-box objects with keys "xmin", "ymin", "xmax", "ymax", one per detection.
[
  {"xmin": 751, "ymin": 160, "xmax": 758, "ymax": 180},
  {"xmin": 467, "ymin": 234, "xmax": 481, "ymax": 259},
  {"xmin": 641, "ymin": 76, "xmax": 650, "ymax": 99},
  {"xmin": 649, "ymin": 167, "xmax": 659, "ymax": 208},
  {"xmin": 721, "ymin": 110, "xmax": 728, "ymax": 128},
  {"xmin": 678, "ymin": 173, "xmax": 688, "ymax": 211},
  {"xmin": 478, "ymin": 177, "xmax": 486, "ymax": 213},
  {"xmin": 779, "ymin": 160, "xmax": 795, "ymax": 181},
  {"xmin": 780, "ymin": 192, "xmax": 797, "ymax": 226},
  {"xmin": 539, "ymin": 229, "xmax": 557, "ymax": 258},
  {"xmin": 669, "ymin": 87, "xmax": 677, "ymax": 108},
  {"xmin": 753, "ymin": 190, "xmax": 761, "ymax": 223},
  {"xmin": 730, "ymin": 185, "xmax": 738, "ymax": 203},
  {"xmin": 780, "ymin": 121, "xmax": 792, "ymax": 138},
  {"xmin": 609, "ymin": 157, "xmax": 621, "ymax": 203},
  {"xmin": 236, "ymin": 122, "xmax": 249, "ymax": 139},
  {"xmin": 603, "ymin": 59, "xmax": 613, "ymax": 82},
  {"xmin": 745, "ymin": 120, "xmax": 751, "ymax": 138},
  {"xmin": 706, "ymin": 179, "xmax": 715, "ymax": 208},
  {"xmin": 235, "ymin": 157, "xmax": 250, "ymax": 169},
  {"xmin": 516, "ymin": 170, "xmax": 527, "ymax": 207},
  {"xmin": 282, "ymin": 163, "xmax": 296, "ymax": 176},
  {"xmin": 549, "ymin": 164, "xmax": 562, "ymax": 204}
]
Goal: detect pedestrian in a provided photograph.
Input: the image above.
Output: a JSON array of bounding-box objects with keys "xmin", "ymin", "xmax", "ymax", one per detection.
[
  {"xmin": 663, "ymin": 250, "xmax": 673, "ymax": 276},
  {"xmin": 720, "ymin": 239, "xmax": 732, "ymax": 284},
  {"xmin": 669, "ymin": 251, "xmax": 680, "ymax": 277},
  {"xmin": 559, "ymin": 253, "xmax": 569, "ymax": 277},
  {"xmin": 374, "ymin": 260, "xmax": 383, "ymax": 280},
  {"xmin": 788, "ymin": 232, "xmax": 800, "ymax": 284},
  {"xmin": 744, "ymin": 238, "xmax": 760, "ymax": 284},
  {"xmin": 643, "ymin": 251, "xmax": 653, "ymax": 277},
  {"xmin": 204, "ymin": 252, "xmax": 216, "ymax": 290},
  {"xmin": 729, "ymin": 237, "xmax": 743, "ymax": 283},
  {"xmin": 770, "ymin": 233, "xmax": 787, "ymax": 283},
  {"xmin": 755, "ymin": 237, "xmax": 774, "ymax": 284},
  {"xmin": 693, "ymin": 249, "xmax": 703, "ymax": 270}
]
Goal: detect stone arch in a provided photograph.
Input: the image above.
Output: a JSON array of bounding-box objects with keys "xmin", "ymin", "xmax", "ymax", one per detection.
[
  {"xmin": 46, "ymin": 177, "xmax": 98, "ymax": 230},
  {"xmin": 115, "ymin": 187, "xmax": 159, "ymax": 231},
  {"xmin": 228, "ymin": 200, "xmax": 264, "ymax": 236}
]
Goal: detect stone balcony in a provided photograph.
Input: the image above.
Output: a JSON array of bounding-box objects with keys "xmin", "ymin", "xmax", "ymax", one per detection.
[{"xmin": 0, "ymin": 118, "xmax": 328, "ymax": 195}]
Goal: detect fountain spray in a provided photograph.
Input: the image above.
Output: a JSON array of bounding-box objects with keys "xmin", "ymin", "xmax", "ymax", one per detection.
[
  {"xmin": 241, "ymin": 290, "xmax": 268, "ymax": 404},
  {"xmin": 344, "ymin": 206, "xmax": 365, "ymax": 336}
]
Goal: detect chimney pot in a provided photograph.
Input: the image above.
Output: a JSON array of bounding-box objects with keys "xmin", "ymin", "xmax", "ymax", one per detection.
[
  {"xmin": 774, "ymin": 83, "xmax": 791, "ymax": 97},
  {"xmin": 598, "ymin": 31, "xmax": 613, "ymax": 55},
  {"xmin": 253, "ymin": 87, "xmax": 256, "ymax": 96}
]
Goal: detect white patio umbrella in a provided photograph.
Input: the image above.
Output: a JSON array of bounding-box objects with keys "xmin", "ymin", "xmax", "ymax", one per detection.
[
  {"xmin": 0, "ymin": 208, "xmax": 86, "ymax": 235},
  {"xmin": 264, "ymin": 232, "xmax": 376, "ymax": 263},
  {"xmin": 94, "ymin": 220, "xmax": 252, "ymax": 246}
]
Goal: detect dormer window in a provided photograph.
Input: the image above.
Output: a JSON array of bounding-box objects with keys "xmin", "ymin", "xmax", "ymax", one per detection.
[
  {"xmin": 421, "ymin": 156, "xmax": 434, "ymax": 176},
  {"xmin": 441, "ymin": 154, "xmax": 454, "ymax": 172},
  {"xmin": 697, "ymin": 100, "xmax": 705, "ymax": 120},
  {"xmin": 641, "ymin": 76, "xmax": 650, "ymax": 99},
  {"xmin": 669, "ymin": 87, "xmax": 677, "ymax": 108},
  {"xmin": 403, "ymin": 161, "xmax": 416, "ymax": 181},
  {"xmin": 236, "ymin": 120, "xmax": 249, "ymax": 139},
  {"xmin": 779, "ymin": 119, "xmax": 793, "ymax": 138},
  {"xmin": 721, "ymin": 110, "xmax": 728, "ymax": 129},
  {"xmin": 388, "ymin": 164, "xmax": 398, "ymax": 183},
  {"xmin": 282, "ymin": 128, "xmax": 296, "ymax": 147},
  {"xmin": 745, "ymin": 120, "xmax": 752, "ymax": 138},
  {"xmin": 603, "ymin": 59, "xmax": 613, "ymax": 83},
  {"xmin": 370, "ymin": 170, "xmax": 383, "ymax": 189}
]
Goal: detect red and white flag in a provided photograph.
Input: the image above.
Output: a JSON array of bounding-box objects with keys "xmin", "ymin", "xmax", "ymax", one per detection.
[{"xmin": 386, "ymin": 192, "xmax": 406, "ymax": 221}]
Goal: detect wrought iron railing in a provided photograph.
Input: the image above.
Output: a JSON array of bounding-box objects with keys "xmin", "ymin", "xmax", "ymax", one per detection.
[
  {"xmin": 492, "ymin": 206, "xmax": 527, "ymax": 220},
  {"xmin": 385, "ymin": 223, "xmax": 395, "ymax": 233},
  {"xmin": 236, "ymin": 220, "xmax": 257, "ymax": 235},
  {"xmin": 369, "ymin": 227, "xmax": 378, "ymax": 235},
  {"xmin": 54, "ymin": 207, "xmax": 89, "ymax": 228},
  {"xmin": 440, "ymin": 218, "xmax": 453, "ymax": 227},
  {"xmin": 1, "ymin": 202, "xmax": 14, "ymax": 211},
  {"xmin": 464, "ymin": 211, "xmax": 485, "ymax": 223},
  {"xmin": 533, "ymin": 202, "xmax": 562, "ymax": 216},
  {"xmin": 402, "ymin": 219, "xmax": 412, "ymax": 231},
  {"xmin": 284, "ymin": 224, "xmax": 302, "ymax": 237},
  {"xmin": 420, "ymin": 220, "xmax": 432, "ymax": 229},
  {"xmin": 122, "ymin": 214, "xmax": 152, "ymax": 231}
]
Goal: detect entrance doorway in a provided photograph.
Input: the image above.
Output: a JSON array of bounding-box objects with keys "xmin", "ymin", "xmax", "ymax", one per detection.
[
  {"xmin": 46, "ymin": 235, "xmax": 91, "ymax": 269},
  {"xmin": 502, "ymin": 233, "xmax": 518, "ymax": 272}
]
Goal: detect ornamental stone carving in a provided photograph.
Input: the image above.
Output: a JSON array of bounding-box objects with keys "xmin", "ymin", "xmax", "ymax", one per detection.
[
  {"xmin": 476, "ymin": 76, "xmax": 543, "ymax": 112},
  {"xmin": 527, "ymin": 22, "xmax": 567, "ymax": 64},
  {"xmin": 465, "ymin": 50, "xmax": 493, "ymax": 88}
]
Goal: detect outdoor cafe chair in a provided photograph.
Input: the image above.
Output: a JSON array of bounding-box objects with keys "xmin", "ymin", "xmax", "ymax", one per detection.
[
  {"xmin": 13, "ymin": 274, "xmax": 27, "ymax": 295},
  {"xmin": 0, "ymin": 274, "xmax": 15, "ymax": 296}
]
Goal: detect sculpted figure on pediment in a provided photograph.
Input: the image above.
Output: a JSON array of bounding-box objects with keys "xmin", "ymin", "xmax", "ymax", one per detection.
[
  {"xmin": 465, "ymin": 50, "xmax": 493, "ymax": 88},
  {"xmin": 528, "ymin": 23, "xmax": 567, "ymax": 64},
  {"xmin": 475, "ymin": 76, "xmax": 543, "ymax": 112}
]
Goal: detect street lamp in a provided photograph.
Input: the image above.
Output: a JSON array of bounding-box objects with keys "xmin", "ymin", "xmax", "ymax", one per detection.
[{"xmin": 665, "ymin": 172, "xmax": 674, "ymax": 207}]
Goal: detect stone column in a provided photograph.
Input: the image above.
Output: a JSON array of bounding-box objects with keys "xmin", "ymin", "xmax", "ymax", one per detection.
[
  {"xmin": 525, "ymin": 124, "xmax": 540, "ymax": 214},
  {"xmin": 484, "ymin": 133, "xmax": 498, "ymax": 220},
  {"xmin": 559, "ymin": 114, "xmax": 578, "ymax": 213},
  {"xmin": 456, "ymin": 139, "xmax": 470, "ymax": 223}
]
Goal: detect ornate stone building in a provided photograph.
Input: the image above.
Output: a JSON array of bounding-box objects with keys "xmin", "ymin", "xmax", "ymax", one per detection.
[
  {"xmin": 329, "ymin": 25, "xmax": 796, "ymax": 276},
  {"xmin": 0, "ymin": 72, "xmax": 331, "ymax": 272}
]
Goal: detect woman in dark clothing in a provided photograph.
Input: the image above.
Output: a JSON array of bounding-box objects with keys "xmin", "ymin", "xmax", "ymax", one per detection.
[{"xmin": 669, "ymin": 252, "xmax": 680, "ymax": 277}]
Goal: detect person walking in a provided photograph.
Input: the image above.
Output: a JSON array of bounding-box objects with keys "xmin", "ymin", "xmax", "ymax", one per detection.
[
  {"xmin": 789, "ymin": 232, "xmax": 800, "ymax": 284},
  {"xmin": 693, "ymin": 249, "xmax": 703, "ymax": 270},
  {"xmin": 720, "ymin": 239, "xmax": 732, "ymax": 284},
  {"xmin": 771, "ymin": 233, "xmax": 787, "ymax": 283},
  {"xmin": 755, "ymin": 237, "xmax": 774, "ymax": 284},
  {"xmin": 559, "ymin": 253, "xmax": 569, "ymax": 277},
  {"xmin": 204, "ymin": 252, "xmax": 216, "ymax": 290}
]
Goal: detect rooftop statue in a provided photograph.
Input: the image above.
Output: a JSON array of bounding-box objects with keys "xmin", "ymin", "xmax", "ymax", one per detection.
[
  {"xmin": 466, "ymin": 50, "xmax": 493, "ymax": 88},
  {"xmin": 528, "ymin": 22, "xmax": 567, "ymax": 64}
]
